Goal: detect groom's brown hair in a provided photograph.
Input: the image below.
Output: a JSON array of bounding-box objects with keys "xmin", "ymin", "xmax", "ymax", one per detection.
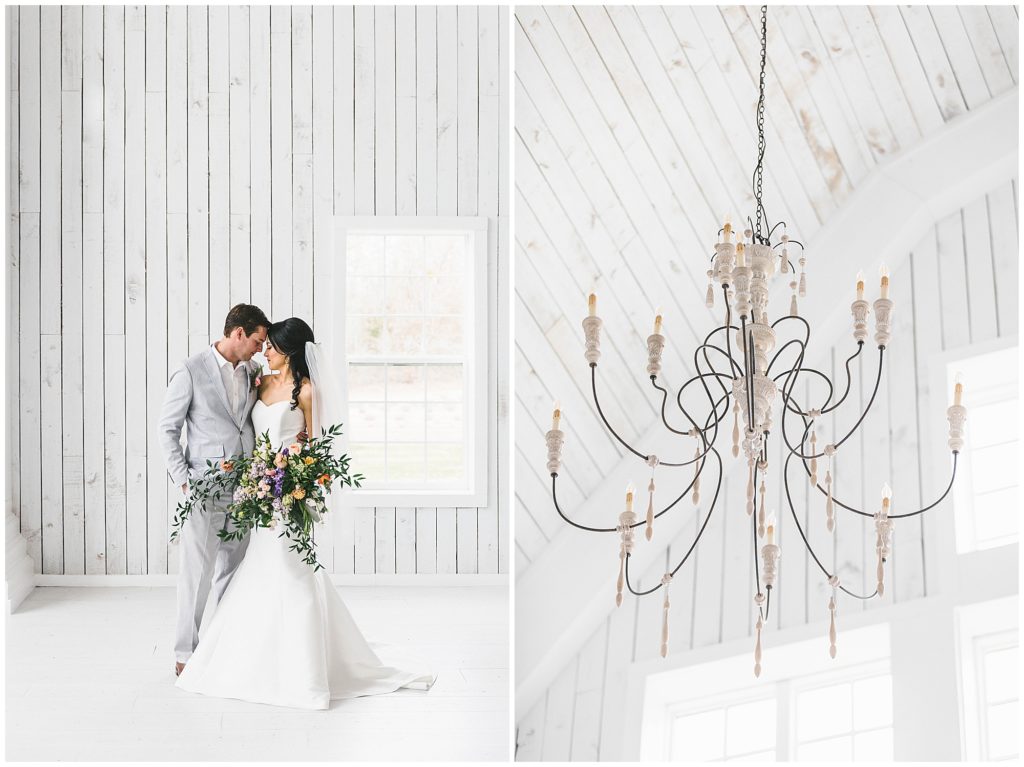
[{"xmin": 223, "ymin": 304, "xmax": 271, "ymax": 337}]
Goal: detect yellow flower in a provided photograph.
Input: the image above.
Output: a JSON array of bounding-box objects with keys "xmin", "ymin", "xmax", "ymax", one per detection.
[
  {"xmin": 292, "ymin": 486, "xmax": 306, "ymax": 500},
  {"xmin": 304, "ymin": 456, "xmax": 315, "ymax": 465}
]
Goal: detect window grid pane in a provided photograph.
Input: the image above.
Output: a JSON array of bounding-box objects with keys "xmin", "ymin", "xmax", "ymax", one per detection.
[{"xmin": 346, "ymin": 229, "xmax": 471, "ymax": 493}]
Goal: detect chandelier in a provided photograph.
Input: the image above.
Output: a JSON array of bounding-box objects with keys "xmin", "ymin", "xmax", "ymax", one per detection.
[{"xmin": 542, "ymin": 6, "xmax": 967, "ymax": 677}]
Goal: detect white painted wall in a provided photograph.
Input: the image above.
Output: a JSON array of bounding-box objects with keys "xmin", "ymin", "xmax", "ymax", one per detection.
[
  {"xmin": 514, "ymin": 179, "xmax": 1019, "ymax": 760},
  {"xmin": 5, "ymin": 5, "xmax": 509, "ymax": 577}
]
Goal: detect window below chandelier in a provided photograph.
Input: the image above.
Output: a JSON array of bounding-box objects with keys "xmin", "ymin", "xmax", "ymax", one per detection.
[{"xmin": 642, "ymin": 625, "xmax": 892, "ymax": 762}]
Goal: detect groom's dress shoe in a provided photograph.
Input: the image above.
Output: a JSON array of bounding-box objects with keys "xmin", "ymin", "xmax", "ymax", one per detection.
[{"xmin": 175, "ymin": 662, "xmax": 186, "ymax": 677}]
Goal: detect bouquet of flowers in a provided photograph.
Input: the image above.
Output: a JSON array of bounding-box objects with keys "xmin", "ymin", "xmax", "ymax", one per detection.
[{"xmin": 170, "ymin": 424, "xmax": 363, "ymax": 571}]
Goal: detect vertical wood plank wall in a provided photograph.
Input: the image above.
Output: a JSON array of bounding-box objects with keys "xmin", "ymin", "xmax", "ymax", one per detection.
[
  {"xmin": 514, "ymin": 180, "xmax": 1019, "ymax": 760},
  {"xmin": 5, "ymin": 5, "xmax": 509, "ymax": 576}
]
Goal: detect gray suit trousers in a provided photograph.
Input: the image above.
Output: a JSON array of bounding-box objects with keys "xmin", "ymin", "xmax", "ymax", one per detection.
[{"xmin": 174, "ymin": 491, "xmax": 250, "ymax": 663}]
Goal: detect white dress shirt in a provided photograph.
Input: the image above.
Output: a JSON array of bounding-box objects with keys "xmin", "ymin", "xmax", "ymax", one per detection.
[{"xmin": 211, "ymin": 343, "xmax": 248, "ymax": 417}]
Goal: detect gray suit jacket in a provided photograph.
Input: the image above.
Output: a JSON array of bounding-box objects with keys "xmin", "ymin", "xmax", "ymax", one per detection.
[{"xmin": 159, "ymin": 347, "xmax": 261, "ymax": 487}]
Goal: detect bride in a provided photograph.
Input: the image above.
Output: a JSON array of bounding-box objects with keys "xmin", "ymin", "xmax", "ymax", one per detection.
[{"xmin": 176, "ymin": 317, "xmax": 434, "ymax": 710}]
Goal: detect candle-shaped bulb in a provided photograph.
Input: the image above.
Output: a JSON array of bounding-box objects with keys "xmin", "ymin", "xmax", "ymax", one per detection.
[
  {"xmin": 653, "ymin": 306, "xmax": 663, "ymax": 336},
  {"xmin": 736, "ymin": 242, "xmax": 746, "ymax": 268},
  {"xmin": 766, "ymin": 513, "xmax": 776, "ymax": 546},
  {"xmin": 881, "ymin": 482, "xmax": 892, "ymax": 510},
  {"xmin": 625, "ymin": 483, "xmax": 636, "ymax": 512},
  {"xmin": 856, "ymin": 270, "xmax": 865, "ymax": 301},
  {"xmin": 954, "ymin": 372, "xmax": 964, "ymax": 406},
  {"xmin": 723, "ymin": 213, "xmax": 732, "ymax": 242},
  {"xmin": 588, "ymin": 292, "xmax": 597, "ymax": 317},
  {"xmin": 551, "ymin": 401, "xmax": 561, "ymax": 432},
  {"xmin": 879, "ymin": 263, "xmax": 889, "ymax": 299}
]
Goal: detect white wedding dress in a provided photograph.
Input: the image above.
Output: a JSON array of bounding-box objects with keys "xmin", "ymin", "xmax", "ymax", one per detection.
[{"xmin": 176, "ymin": 398, "xmax": 434, "ymax": 710}]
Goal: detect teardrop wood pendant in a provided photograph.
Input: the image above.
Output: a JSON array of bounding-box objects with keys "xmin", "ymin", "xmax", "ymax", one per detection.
[
  {"xmin": 828, "ymin": 594, "xmax": 837, "ymax": 659},
  {"xmin": 691, "ymin": 447, "xmax": 701, "ymax": 506},
  {"xmin": 616, "ymin": 547, "xmax": 625, "ymax": 607},
  {"xmin": 809, "ymin": 430, "xmax": 818, "ymax": 486},
  {"xmin": 645, "ymin": 478, "xmax": 655, "ymax": 541},
  {"xmin": 825, "ymin": 470, "xmax": 834, "ymax": 533},
  {"xmin": 753, "ymin": 616, "xmax": 764, "ymax": 678}
]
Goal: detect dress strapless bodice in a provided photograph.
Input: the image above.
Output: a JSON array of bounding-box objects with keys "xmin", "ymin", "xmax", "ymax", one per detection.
[{"xmin": 251, "ymin": 399, "xmax": 307, "ymax": 450}]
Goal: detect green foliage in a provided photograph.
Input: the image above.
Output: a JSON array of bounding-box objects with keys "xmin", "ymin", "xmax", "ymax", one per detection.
[{"xmin": 171, "ymin": 424, "xmax": 364, "ymax": 571}]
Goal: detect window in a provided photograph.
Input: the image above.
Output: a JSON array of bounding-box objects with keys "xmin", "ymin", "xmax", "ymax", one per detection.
[
  {"xmin": 642, "ymin": 624, "xmax": 892, "ymax": 762},
  {"xmin": 669, "ymin": 695, "xmax": 777, "ymax": 761},
  {"xmin": 334, "ymin": 216, "xmax": 489, "ymax": 507},
  {"xmin": 948, "ymin": 344, "xmax": 1018, "ymax": 553},
  {"xmin": 958, "ymin": 597, "xmax": 1019, "ymax": 761},
  {"xmin": 793, "ymin": 670, "xmax": 893, "ymax": 761}
]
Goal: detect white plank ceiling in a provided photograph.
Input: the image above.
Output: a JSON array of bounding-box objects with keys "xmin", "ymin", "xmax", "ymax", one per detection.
[{"xmin": 514, "ymin": 3, "xmax": 1019, "ymax": 572}]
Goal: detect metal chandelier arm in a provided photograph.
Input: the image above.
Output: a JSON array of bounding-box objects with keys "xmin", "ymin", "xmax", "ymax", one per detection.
[
  {"xmin": 550, "ymin": 470, "xmax": 703, "ymax": 533},
  {"xmin": 651, "ymin": 378, "xmax": 724, "ymax": 461},
  {"xmin": 781, "ymin": 372, "xmax": 961, "ymax": 519},
  {"xmin": 589, "ymin": 365, "xmax": 686, "ymax": 467},
  {"xmin": 783, "ymin": 450, "xmax": 879, "ymax": 600},
  {"xmin": 800, "ymin": 451, "xmax": 960, "ymax": 520},
  {"xmin": 623, "ymin": 446, "xmax": 725, "ymax": 596},
  {"xmin": 822, "ymin": 342, "xmax": 865, "ymax": 415},
  {"xmin": 779, "ymin": 346, "xmax": 886, "ymax": 461}
]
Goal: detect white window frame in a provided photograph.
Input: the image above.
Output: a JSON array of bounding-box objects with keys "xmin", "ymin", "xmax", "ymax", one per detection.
[
  {"xmin": 788, "ymin": 659, "xmax": 893, "ymax": 760},
  {"xmin": 331, "ymin": 215, "xmax": 490, "ymax": 508},
  {"xmin": 664, "ymin": 686, "xmax": 779, "ymax": 761}
]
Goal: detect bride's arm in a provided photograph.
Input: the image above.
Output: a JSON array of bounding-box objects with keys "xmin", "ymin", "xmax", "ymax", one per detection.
[{"xmin": 297, "ymin": 379, "xmax": 314, "ymax": 442}]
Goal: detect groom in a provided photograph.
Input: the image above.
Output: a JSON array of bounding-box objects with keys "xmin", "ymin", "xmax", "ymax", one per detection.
[{"xmin": 159, "ymin": 304, "xmax": 270, "ymax": 676}]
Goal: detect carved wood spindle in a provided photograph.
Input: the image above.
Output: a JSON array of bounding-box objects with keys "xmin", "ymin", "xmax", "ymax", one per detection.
[{"xmin": 758, "ymin": 478, "xmax": 767, "ymax": 535}]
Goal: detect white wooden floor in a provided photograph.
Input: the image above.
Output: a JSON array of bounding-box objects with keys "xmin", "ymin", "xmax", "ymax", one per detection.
[{"xmin": 6, "ymin": 585, "xmax": 509, "ymax": 761}]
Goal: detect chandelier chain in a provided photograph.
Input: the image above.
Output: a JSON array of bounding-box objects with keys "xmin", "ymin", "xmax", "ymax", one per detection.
[{"xmin": 753, "ymin": 5, "xmax": 768, "ymax": 243}]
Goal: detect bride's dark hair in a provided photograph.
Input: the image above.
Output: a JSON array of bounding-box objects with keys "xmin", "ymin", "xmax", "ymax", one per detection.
[{"xmin": 267, "ymin": 317, "xmax": 315, "ymax": 411}]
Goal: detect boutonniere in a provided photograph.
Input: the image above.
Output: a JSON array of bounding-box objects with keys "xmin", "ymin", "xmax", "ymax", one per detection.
[{"xmin": 248, "ymin": 363, "xmax": 264, "ymax": 392}]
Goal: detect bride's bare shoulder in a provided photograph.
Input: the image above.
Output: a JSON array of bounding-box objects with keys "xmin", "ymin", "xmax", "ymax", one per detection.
[{"xmin": 298, "ymin": 377, "xmax": 313, "ymax": 406}]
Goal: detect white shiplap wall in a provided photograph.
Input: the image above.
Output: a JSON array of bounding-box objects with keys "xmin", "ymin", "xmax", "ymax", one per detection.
[
  {"xmin": 514, "ymin": 180, "xmax": 1019, "ymax": 760},
  {"xmin": 6, "ymin": 5, "xmax": 509, "ymax": 576}
]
